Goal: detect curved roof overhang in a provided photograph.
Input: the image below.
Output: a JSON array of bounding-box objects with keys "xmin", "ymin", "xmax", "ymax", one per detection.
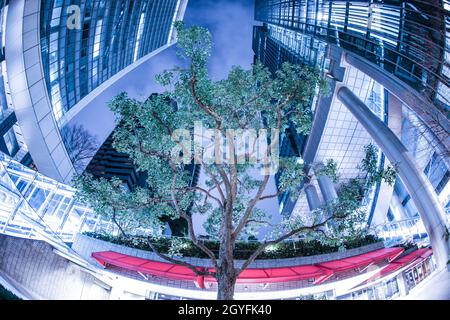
[{"xmin": 5, "ymin": 0, "xmax": 75, "ymax": 183}]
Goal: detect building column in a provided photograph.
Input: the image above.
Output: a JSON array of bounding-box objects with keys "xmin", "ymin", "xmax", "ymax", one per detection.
[
  {"xmin": 371, "ymin": 91, "xmax": 403, "ymax": 226},
  {"xmin": 304, "ymin": 183, "xmax": 321, "ymax": 211},
  {"xmin": 5, "ymin": 0, "xmax": 75, "ymax": 183},
  {"xmin": 315, "ymin": 163, "xmax": 338, "ymax": 204},
  {"xmin": 337, "ymin": 85, "xmax": 450, "ymax": 270}
]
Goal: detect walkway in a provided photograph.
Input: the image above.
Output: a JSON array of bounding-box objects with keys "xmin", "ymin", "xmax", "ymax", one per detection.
[{"xmin": 0, "ymin": 234, "xmax": 111, "ymax": 300}]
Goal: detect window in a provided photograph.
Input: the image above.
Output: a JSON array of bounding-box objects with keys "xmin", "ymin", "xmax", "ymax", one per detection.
[
  {"xmin": 134, "ymin": 13, "xmax": 146, "ymax": 62},
  {"xmin": 93, "ymin": 19, "xmax": 103, "ymax": 59},
  {"xmin": 3, "ymin": 127, "xmax": 19, "ymax": 157}
]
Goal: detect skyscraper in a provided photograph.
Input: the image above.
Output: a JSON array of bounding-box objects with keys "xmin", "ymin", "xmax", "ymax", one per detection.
[
  {"xmin": 253, "ymin": 0, "xmax": 450, "ymax": 268},
  {"xmin": 85, "ymin": 131, "xmax": 146, "ymax": 191},
  {"xmin": 4, "ymin": 0, "xmax": 188, "ymax": 183}
]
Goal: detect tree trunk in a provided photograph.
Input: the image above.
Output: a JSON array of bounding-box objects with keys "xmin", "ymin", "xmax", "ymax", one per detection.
[
  {"xmin": 216, "ymin": 208, "xmax": 237, "ymax": 300},
  {"xmin": 216, "ymin": 267, "xmax": 237, "ymax": 300},
  {"xmin": 213, "ymin": 195, "xmax": 238, "ymax": 300}
]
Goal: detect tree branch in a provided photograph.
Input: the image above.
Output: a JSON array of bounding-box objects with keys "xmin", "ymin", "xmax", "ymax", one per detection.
[
  {"xmin": 190, "ymin": 73, "xmax": 222, "ymax": 128},
  {"xmin": 232, "ymin": 93, "xmax": 298, "ymax": 240},
  {"xmin": 112, "ymin": 208, "xmax": 128, "ymax": 238},
  {"xmin": 259, "ymin": 192, "xmax": 281, "ymax": 201},
  {"xmin": 188, "ymin": 186, "xmax": 223, "ymax": 207},
  {"xmin": 147, "ymin": 239, "xmax": 215, "ymax": 277},
  {"xmin": 170, "ymin": 172, "xmax": 219, "ymax": 269},
  {"xmin": 232, "ymin": 174, "xmax": 270, "ymax": 240}
]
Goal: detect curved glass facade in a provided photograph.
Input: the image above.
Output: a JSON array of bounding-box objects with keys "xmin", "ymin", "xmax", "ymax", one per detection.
[
  {"xmin": 254, "ymin": 0, "xmax": 449, "ymax": 231},
  {"xmin": 40, "ymin": 0, "xmax": 180, "ymax": 124},
  {"xmin": 255, "ymin": 0, "xmax": 450, "ymax": 114},
  {"xmin": 0, "ymin": 0, "xmax": 31, "ymax": 166}
]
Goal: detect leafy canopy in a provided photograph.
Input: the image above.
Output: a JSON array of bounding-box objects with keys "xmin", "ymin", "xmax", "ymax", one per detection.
[{"xmin": 75, "ymin": 21, "xmax": 330, "ymax": 243}]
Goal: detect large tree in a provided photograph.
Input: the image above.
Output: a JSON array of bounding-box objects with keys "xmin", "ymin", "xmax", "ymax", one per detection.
[{"xmin": 75, "ymin": 23, "xmax": 376, "ymax": 300}]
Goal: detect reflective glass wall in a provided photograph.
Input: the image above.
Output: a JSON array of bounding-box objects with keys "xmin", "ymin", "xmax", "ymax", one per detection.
[
  {"xmin": 255, "ymin": 0, "xmax": 450, "ymax": 113},
  {"xmin": 40, "ymin": 0, "xmax": 180, "ymax": 124},
  {"xmin": 254, "ymin": 0, "xmax": 450, "ymax": 224}
]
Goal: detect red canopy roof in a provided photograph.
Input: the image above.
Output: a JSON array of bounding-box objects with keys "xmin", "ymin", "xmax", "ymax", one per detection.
[
  {"xmin": 316, "ymin": 247, "xmax": 404, "ymax": 272},
  {"xmin": 92, "ymin": 251, "xmax": 200, "ymax": 282},
  {"xmin": 237, "ymin": 264, "xmax": 331, "ymax": 284},
  {"xmin": 365, "ymin": 248, "xmax": 433, "ymax": 283},
  {"xmin": 92, "ymin": 247, "xmax": 407, "ymax": 289}
]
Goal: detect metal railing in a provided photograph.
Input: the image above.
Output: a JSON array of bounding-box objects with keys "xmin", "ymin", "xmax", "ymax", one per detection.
[
  {"xmin": 368, "ymin": 216, "xmax": 430, "ymax": 245},
  {"xmin": 0, "ymin": 152, "xmax": 103, "ymax": 243}
]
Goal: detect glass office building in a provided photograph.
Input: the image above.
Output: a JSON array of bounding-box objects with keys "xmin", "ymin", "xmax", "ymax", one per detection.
[
  {"xmin": 254, "ymin": 0, "xmax": 450, "ymax": 114},
  {"xmin": 4, "ymin": 0, "xmax": 188, "ymax": 184},
  {"xmin": 253, "ymin": 0, "xmax": 450, "ymax": 267},
  {"xmin": 40, "ymin": 0, "xmax": 183, "ymax": 124},
  {"xmin": 0, "ymin": 151, "xmax": 99, "ymax": 243}
]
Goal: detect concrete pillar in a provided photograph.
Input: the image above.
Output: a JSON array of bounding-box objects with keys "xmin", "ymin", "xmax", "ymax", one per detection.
[
  {"xmin": 371, "ymin": 92, "xmax": 403, "ymax": 226},
  {"xmin": 337, "ymin": 85, "xmax": 450, "ymax": 270},
  {"xmin": 315, "ymin": 164, "xmax": 338, "ymax": 204},
  {"xmin": 304, "ymin": 183, "xmax": 321, "ymax": 211}
]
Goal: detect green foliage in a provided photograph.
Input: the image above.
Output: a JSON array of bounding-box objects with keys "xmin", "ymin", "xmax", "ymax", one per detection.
[
  {"xmin": 160, "ymin": 215, "xmax": 188, "ymax": 237},
  {"xmin": 361, "ymin": 144, "xmax": 379, "ymax": 176},
  {"xmin": 73, "ymin": 174, "xmax": 166, "ymax": 236},
  {"xmin": 298, "ymin": 143, "xmax": 399, "ymax": 247},
  {"xmin": 0, "ymin": 285, "xmax": 20, "ymax": 300},
  {"xmin": 84, "ymin": 232, "xmax": 380, "ymax": 260},
  {"xmin": 381, "ymin": 165, "xmax": 397, "ymax": 186},
  {"xmin": 310, "ymin": 143, "xmax": 399, "ymax": 245},
  {"xmin": 316, "ymin": 159, "xmax": 339, "ymax": 183},
  {"xmin": 74, "ymin": 22, "xmax": 327, "ymax": 242},
  {"xmin": 330, "ymin": 179, "xmax": 368, "ymax": 242},
  {"xmin": 277, "ymin": 157, "xmax": 306, "ymax": 200},
  {"xmin": 361, "ymin": 143, "xmax": 397, "ymax": 188}
]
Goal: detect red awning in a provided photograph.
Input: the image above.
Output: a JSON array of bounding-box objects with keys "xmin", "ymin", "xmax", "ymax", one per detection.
[
  {"xmin": 316, "ymin": 247, "xmax": 404, "ymax": 273},
  {"xmin": 92, "ymin": 251, "xmax": 200, "ymax": 281},
  {"xmin": 236, "ymin": 264, "xmax": 330, "ymax": 284},
  {"xmin": 365, "ymin": 248, "xmax": 433, "ymax": 283},
  {"xmin": 91, "ymin": 247, "xmax": 406, "ymax": 289}
]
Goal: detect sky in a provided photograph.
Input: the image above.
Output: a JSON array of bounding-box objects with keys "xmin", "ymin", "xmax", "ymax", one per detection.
[{"xmin": 71, "ymin": 0, "xmax": 256, "ymax": 143}]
